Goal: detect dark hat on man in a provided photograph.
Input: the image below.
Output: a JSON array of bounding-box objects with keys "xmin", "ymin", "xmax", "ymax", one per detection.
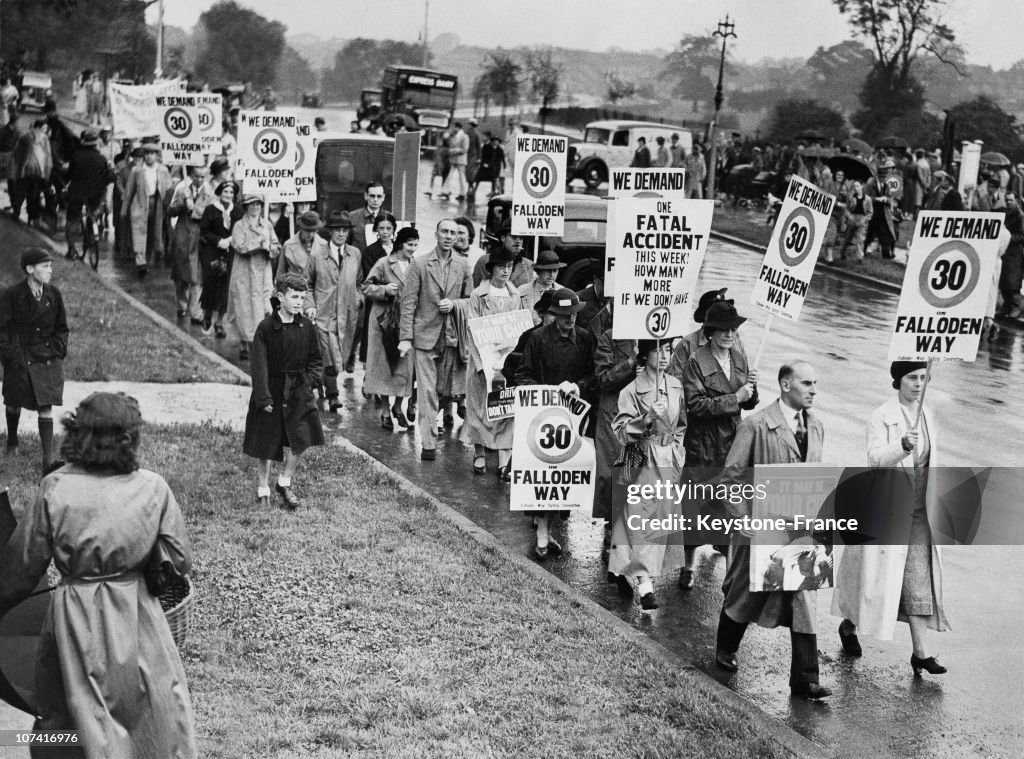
[
  {"xmin": 210, "ymin": 158, "xmax": 230, "ymax": 176},
  {"xmin": 499, "ymin": 217, "xmax": 519, "ymax": 236},
  {"xmin": 324, "ymin": 210, "xmax": 353, "ymax": 229},
  {"xmin": 534, "ymin": 289, "xmax": 555, "ymax": 313},
  {"xmin": 702, "ymin": 301, "xmax": 746, "ymax": 330},
  {"xmin": 79, "ymin": 128, "xmax": 98, "ymax": 146},
  {"xmin": 890, "ymin": 360, "xmax": 927, "ymax": 389},
  {"xmin": 130, "ymin": 146, "xmax": 145, "ymax": 159},
  {"xmin": 533, "ymin": 250, "xmax": 566, "ymax": 271},
  {"xmin": 142, "ymin": 143, "xmax": 161, "ymax": 153},
  {"xmin": 484, "ymin": 247, "xmax": 517, "ymax": 273},
  {"xmin": 547, "ymin": 287, "xmax": 585, "ymax": 315},
  {"xmin": 694, "ymin": 288, "xmax": 732, "ymax": 323},
  {"xmin": 296, "ymin": 211, "xmax": 323, "ymax": 232},
  {"xmin": 21, "ymin": 247, "xmax": 52, "ymax": 271}
]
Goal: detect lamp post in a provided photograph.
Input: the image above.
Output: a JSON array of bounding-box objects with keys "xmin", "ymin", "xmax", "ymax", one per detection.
[{"xmin": 706, "ymin": 15, "xmax": 736, "ymax": 201}]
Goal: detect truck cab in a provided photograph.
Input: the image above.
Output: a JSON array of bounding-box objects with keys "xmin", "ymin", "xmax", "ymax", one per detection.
[{"xmin": 314, "ymin": 132, "xmax": 395, "ymax": 217}]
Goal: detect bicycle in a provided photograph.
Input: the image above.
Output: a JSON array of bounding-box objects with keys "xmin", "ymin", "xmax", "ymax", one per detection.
[{"xmin": 74, "ymin": 202, "xmax": 102, "ymax": 271}]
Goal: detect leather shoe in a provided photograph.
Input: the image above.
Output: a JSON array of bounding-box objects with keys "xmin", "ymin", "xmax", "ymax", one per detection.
[
  {"xmin": 790, "ymin": 683, "xmax": 832, "ymax": 700},
  {"xmin": 328, "ymin": 399, "xmax": 343, "ymax": 413},
  {"xmin": 639, "ymin": 592, "xmax": 659, "ymax": 612},
  {"xmin": 421, "ymin": 448, "xmax": 436, "ymax": 461},
  {"xmin": 678, "ymin": 567, "xmax": 694, "ymax": 590},
  {"xmin": 839, "ymin": 621, "xmax": 862, "ymax": 657},
  {"xmin": 275, "ymin": 483, "xmax": 300, "ymax": 510},
  {"xmin": 256, "ymin": 495, "xmax": 270, "ymax": 508},
  {"xmin": 715, "ymin": 649, "xmax": 739, "ymax": 672}
]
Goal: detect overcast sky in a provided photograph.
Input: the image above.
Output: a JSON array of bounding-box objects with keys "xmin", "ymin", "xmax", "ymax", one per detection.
[{"xmin": 150, "ymin": 0, "xmax": 1018, "ymax": 69}]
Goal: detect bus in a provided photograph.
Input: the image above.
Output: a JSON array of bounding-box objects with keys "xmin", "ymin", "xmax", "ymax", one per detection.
[{"xmin": 358, "ymin": 65, "xmax": 458, "ymax": 148}]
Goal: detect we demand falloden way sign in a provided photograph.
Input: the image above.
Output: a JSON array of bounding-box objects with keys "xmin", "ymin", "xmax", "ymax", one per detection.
[
  {"xmin": 236, "ymin": 111, "xmax": 297, "ymax": 196},
  {"xmin": 889, "ymin": 210, "xmax": 1003, "ymax": 361}
]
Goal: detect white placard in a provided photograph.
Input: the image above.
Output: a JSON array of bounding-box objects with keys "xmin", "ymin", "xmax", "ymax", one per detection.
[
  {"xmin": 156, "ymin": 95, "xmax": 204, "ymax": 166},
  {"xmin": 109, "ymin": 80, "xmax": 184, "ymax": 139},
  {"xmin": 236, "ymin": 111, "xmax": 297, "ymax": 197},
  {"xmin": 511, "ymin": 135, "xmax": 567, "ymax": 236}
]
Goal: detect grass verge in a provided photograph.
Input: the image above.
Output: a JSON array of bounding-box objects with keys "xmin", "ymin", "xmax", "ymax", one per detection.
[
  {"xmin": 0, "ymin": 251, "xmax": 240, "ymax": 384},
  {"xmin": 4, "ymin": 428, "xmax": 788, "ymax": 759}
]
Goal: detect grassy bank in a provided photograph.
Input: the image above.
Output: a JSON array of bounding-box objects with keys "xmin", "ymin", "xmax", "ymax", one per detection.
[
  {"xmin": 4, "ymin": 427, "xmax": 787, "ymax": 758},
  {"xmin": 0, "ymin": 250, "xmax": 240, "ymax": 385}
]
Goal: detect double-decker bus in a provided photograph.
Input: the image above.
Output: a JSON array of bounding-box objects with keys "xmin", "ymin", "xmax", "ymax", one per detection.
[{"xmin": 357, "ymin": 65, "xmax": 458, "ymax": 147}]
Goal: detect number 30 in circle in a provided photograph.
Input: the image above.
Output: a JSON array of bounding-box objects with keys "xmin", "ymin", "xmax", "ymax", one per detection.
[
  {"xmin": 520, "ymin": 153, "xmax": 558, "ymax": 200},
  {"xmin": 777, "ymin": 207, "xmax": 816, "ymax": 267},
  {"xmin": 645, "ymin": 306, "xmax": 671, "ymax": 338},
  {"xmin": 526, "ymin": 407, "xmax": 582, "ymax": 465},
  {"xmin": 252, "ymin": 128, "xmax": 288, "ymax": 164}
]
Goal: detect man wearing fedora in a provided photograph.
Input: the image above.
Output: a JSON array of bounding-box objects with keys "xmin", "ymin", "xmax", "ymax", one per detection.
[
  {"xmin": 398, "ymin": 218, "xmax": 474, "ymax": 459},
  {"xmin": 121, "ymin": 142, "xmax": 173, "ymax": 278},
  {"xmin": 518, "ymin": 249, "xmax": 564, "ymax": 325},
  {"xmin": 515, "ymin": 287, "xmax": 598, "ymax": 558},
  {"xmin": 280, "ymin": 210, "xmax": 326, "ymax": 277},
  {"xmin": 303, "ymin": 210, "xmax": 361, "ymax": 413},
  {"xmin": 0, "ymin": 248, "xmax": 68, "ymax": 471},
  {"xmin": 64, "ymin": 128, "xmax": 115, "ymax": 261},
  {"xmin": 472, "ymin": 217, "xmax": 535, "ymax": 289}
]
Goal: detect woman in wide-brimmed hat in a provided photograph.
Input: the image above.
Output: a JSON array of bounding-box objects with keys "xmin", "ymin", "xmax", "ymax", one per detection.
[
  {"xmin": 518, "ymin": 249, "xmax": 565, "ymax": 324},
  {"xmin": 225, "ymin": 194, "xmax": 281, "ymax": 360},
  {"xmin": 198, "ymin": 180, "xmax": 242, "ymax": 337}
]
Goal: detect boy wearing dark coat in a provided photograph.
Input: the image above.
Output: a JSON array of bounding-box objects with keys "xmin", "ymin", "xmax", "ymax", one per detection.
[
  {"xmin": 243, "ymin": 272, "xmax": 325, "ymax": 509},
  {"xmin": 0, "ymin": 248, "xmax": 68, "ymax": 469}
]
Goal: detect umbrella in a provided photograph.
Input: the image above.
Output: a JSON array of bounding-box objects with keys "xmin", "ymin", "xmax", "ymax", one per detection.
[
  {"xmin": 980, "ymin": 151, "xmax": 1011, "ymax": 167},
  {"xmin": 826, "ymin": 154, "xmax": 876, "ymax": 182},
  {"xmin": 842, "ymin": 138, "xmax": 872, "ymax": 155},
  {"xmin": 875, "ymin": 135, "xmax": 909, "ymax": 150}
]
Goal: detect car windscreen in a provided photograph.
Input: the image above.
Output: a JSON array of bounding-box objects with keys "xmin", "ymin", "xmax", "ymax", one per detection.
[{"xmin": 583, "ymin": 128, "xmax": 610, "ymax": 145}]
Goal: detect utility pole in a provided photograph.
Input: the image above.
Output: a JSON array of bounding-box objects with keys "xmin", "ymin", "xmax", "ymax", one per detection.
[
  {"xmin": 706, "ymin": 15, "xmax": 736, "ymax": 201},
  {"xmin": 155, "ymin": 0, "xmax": 165, "ymax": 79},
  {"xmin": 422, "ymin": 0, "xmax": 429, "ymax": 67}
]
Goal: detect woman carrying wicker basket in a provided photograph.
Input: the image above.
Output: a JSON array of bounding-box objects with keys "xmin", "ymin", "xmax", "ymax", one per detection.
[{"xmin": 0, "ymin": 392, "xmax": 197, "ymax": 758}]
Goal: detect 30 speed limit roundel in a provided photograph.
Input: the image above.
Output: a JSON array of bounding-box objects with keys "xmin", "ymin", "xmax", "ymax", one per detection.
[
  {"xmin": 777, "ymin": 207, "xmax": 816, "ymax": 267},
  {"xmin": 917, "ymin": 240, "xmax": 981, "ymax": 309},
  {"xmin": 645, "ymin": 306, "xmax": 671, "ymax": 338},
  {"xmin": 197, "ymin": 106, "xmax": 215, "ymax": 132},
  {"xmin": 526, "ymin": 407, "xmax": 582, "ymax": 465},
  {"xmin": 252, "ymin": 128, "xmax": 289, "ymax": 164},
  {"xmin": 295, "ymin": 142, "xmax": 306, "ymax": 171},
  {"xmin": 520, "ymin": 153, "xmax": 558, "ymax": 200},
  {"xmin": 163, "ymin": 107, "xmax": 192, "ymax": 139}
]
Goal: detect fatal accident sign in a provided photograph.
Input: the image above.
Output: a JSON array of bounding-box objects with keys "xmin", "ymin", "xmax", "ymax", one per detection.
[
  {"xmin": 611, "ymin": 197, "xmax": 714, "ymax": 340},
  {"xmin": 511, "ymin": 135, "xmax": 567, "ymax": 236},
  {"xmin": 888, "ymin": 211, "xmax": 1003, "ymax": 361},
  {"xmin": 156, "ymin": 95, "xmax": 205, "ymax": 166},
  {"xmin": 511, "ymin": 386, "xmax": 595, "ymax": 511},
  {"xmin": 751, "ymin": 175, "xmax": 835, "ymax": 320},
  {"xmin": 236, "ymin": 111, "xmax": 297, "ymax": 195}
]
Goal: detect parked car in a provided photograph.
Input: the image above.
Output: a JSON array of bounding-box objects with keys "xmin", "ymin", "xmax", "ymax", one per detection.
[
  {"xmin": 481, "ymin": 193, "xmax": 608, "ymax": 291},
  {"xmin": 567, "ymin": 120, "xmax": 693, "ymax": 189},
  {"xmin": 314, "ymin": 132, "xmax": 395, "ymax": 218},
  {"xmin": 18, "ymin": 71, "xmax": 52, "ymax": 112}
]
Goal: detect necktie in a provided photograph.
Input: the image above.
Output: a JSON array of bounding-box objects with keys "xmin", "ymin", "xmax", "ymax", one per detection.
[{"xmin": 795, "ymin": 412, "xmax": 808, "ymax": 461}]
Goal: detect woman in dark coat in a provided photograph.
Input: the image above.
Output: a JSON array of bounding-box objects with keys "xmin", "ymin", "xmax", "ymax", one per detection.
[
  {"xmin": 198, "ymin": 180, "xmax": 241, "ymax": 338},
  {"xmin": 243, "ymin": 272, "xmax": 325, "ymax": 510},
  {"xmin": 0, "ymin": 248, "xmax": 68, "ymax": 470},
  {"xmin": 680, "ymin": 301, "xmax": 759, "ymax": 588}
]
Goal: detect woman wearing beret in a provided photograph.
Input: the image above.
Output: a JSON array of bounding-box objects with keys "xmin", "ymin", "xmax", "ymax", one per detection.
[
  {"xmin": 226, "ymin": 194, "xmax": 281, "ymax": 361},
  {"xmin": 199, "ymin": 181, "xmax": 242, "ymax": 338},
  {"xmin": 832, "ymin": 361, "xmax": 950, "ymax": 676}
]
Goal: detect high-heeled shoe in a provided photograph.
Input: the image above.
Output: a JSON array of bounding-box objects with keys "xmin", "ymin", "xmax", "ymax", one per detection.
[
  {"xmin": 391, "ymin": 401, "xmax": 409, "ymax": 428},
  {"xmin": 910, "ymin": 654, "xmax": 947, "ymax": 676},
  {"xmin": 406, "ymin": 401, "xmax": 416, "ymax": 423},
  {"xmin": 496, "ymin": 463, "xmax": 512, "ymax": 482},
  {"xmin": 381, "ymin": 413, "xmax": 393, "ymax": 431}
]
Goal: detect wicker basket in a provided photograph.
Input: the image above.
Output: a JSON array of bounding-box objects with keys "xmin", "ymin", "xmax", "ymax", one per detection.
[{"xmin": 159, "ymin": 574, "xmax": 194, "ymax": 649}]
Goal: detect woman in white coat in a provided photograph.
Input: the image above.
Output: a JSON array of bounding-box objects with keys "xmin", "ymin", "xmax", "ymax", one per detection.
[
  {"xmin": 226, "ymin": 194, "xmax": 281, "ymax": 360},
  {"xmin": 832, "ymin": 361, "xmax": 950, "ymax": 676}
]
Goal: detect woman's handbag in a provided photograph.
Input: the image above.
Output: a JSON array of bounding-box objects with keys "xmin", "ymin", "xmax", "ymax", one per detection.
[
  {"xmin": 376, "ymin": 296, "xmax": 403, "ymax": 373},
  {"xmin": 613, "ymin": 441, "xmax": 648, "ymax": 487}
]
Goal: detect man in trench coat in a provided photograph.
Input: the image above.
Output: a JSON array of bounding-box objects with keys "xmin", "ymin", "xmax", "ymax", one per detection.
[
  {"xmin": 121, "ymin": 143, "xmax": 173, "ymax": 278},
  {"xmin": 715, "ymin": 360, "xmax": 833, "ymax": 700},
  {"xmin": 0, "ymin": 248, "xmax": 69, "ymax": 470}
]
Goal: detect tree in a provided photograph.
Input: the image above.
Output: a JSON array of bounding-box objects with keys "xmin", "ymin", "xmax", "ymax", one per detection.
[
  {"xmin": 806, "ymin": 40, "xmax": 874, "ymax": 112},
  {"xmin": 322, "ymin": 38, "xmax": 425, "ymax": 102},
  {"xmin": 659, "ymin": 34, "xmax": 728, "ymax": 110},
  {"xmin": 604, "ymin": 71, "xmax": 636, "ymax": 104},
  {"xmin": 766, "ymin": 99, "xmax": 849, "ymax": 142},
  {"xmin": 524, "ymin": 48, "xmax": 561, "ymax": 132},
  {"xmin": 832, "ymin": 0, "xmax": 963, "ymax": 140},
  {"xmin": 194, "ymin": 1, "xmax": 285, "ymax": 87},
  {"xmin": 947, "ymin": 96, "xmax": 1024, "ymax": 158},
  {"xmin": 274, "ymin": 47, "xmax": 317, "ymax": 103},
  {"xmin": 481, "ymin": 52, "xmax": 521, "ymax": 120}
]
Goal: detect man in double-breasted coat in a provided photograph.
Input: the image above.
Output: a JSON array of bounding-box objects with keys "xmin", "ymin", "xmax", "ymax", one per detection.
[
  {"xmin": 0, "ymin": 248, "xmax": 69, "ymax": 470},
  {"xmin": 715, "ymin": 360, "xmax": 833, "ymax": 700}
]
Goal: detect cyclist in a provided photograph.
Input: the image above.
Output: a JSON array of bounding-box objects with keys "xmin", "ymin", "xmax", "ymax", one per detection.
[{"xmin": 65, "ymin": 128, "xmax": 114, "ymax": 260}]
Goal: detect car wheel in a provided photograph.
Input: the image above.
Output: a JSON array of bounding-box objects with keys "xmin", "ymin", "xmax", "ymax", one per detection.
[
  {"xmin": 560, "ymin": 259, "xmax": 594, "ymax": 292},
  {"xmin": 582, "ymin": 162, "xmax": 607, "ymax": 190}
]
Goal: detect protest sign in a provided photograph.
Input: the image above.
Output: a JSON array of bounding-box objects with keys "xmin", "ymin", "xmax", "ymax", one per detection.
[
  {"xmin": 236, "ymin": 111, "xmax": 297, "ymax": 196},
  {"xmin": 751, "ymin": 175, "xmax": 835, "ymax": 321},
  {"xmin": 610, "ymin": 197, "xmax": 714, "ymax": 340},
  {"xmin": 749, "ymin": 464, "xmax": 841, "ymax": 592},
  {"xmin": 267, "ymin": 121, "xmax": 318, "ymax": 203},
  {"xmin": 958, "ymin": 140, "xmax": 983, "ymax": 195},
  {"xmin": 156, "ymin": 95, "xmax": 204, "ymax": 166},
  {"xmin": 512, "ymin": 135, "xmax": 567, "ymax": 236},
  {"xmin": 888, "ymin": 211, "xmax": 1002, "ymax": 361},
  {"xmin": 109, "ymin": 80, "xmax": 184, "ymax": 139},
  {"xmin": 510, "ymin": 386, "xmax": 595, "ymax": 511},
  {"xmin": 468, "ymin": 310, "xmax": 534, "ymax": 388},
  {"xmin": 393, "ymin": 131, "xmax": 421, "ymax": 223},
  {"xmin": 604, "ymin": 168, "xmax": 687, "ymax": 297},
  {"xmin": 194, "ymin": 93, "xmax": 223, "ymax": 155},
  {"xmin": 486, "ymin": 387, "xmax": 516, "ymax": 421}
]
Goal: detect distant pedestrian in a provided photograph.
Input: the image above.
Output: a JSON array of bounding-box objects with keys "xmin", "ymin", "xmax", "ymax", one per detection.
[
  {"xmin": 630, "ymin": 136, "xmax": 651, "ymax": 168},
  {"xmin": 669, "ymin": 133, "xmax": 685, "ymax": 167},
  {"xmin": 446, "ymin": 121, "xmax": 470, "ymax": 199},
  {"xmin": 226, "ymin": 194, "xmax": 280, "ymax": 361},
  {"xmin": 684, "ymin": 144, "xmax": 706, "ymax": 198},
  {"xmin": 198, "ymin": 180, "xmax": 242, "ymax": 338},
  {"xmin": 243, "ymin": 272, "xmax": 325, "ymax": 510},
  {"xmin": 122, "ymin": 143, "xmax": 173, "ymax": 278},
  {"xmin": 653, "ymin": 136, "xmax": 670, "ymax": 167},
  {"xmin": 167, "ymin": 165, "xmax": 214, "ymax": 323},
  {"xmin": 12, "ymin": 118, "xmax": 52, "ymax": 227},
  {"xmin": 837, "ymin": 179, "xmax": 872, "ymax": 261}
]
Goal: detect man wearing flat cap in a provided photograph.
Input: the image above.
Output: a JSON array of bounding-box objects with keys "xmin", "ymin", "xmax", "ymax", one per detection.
[
  {"xmin": 303, "ymin": 210, "xmax": 361, "ymax": 412},
  {"xmin": 0, "ymin": 248, "xmax": 69, "ymax": 470},
  {"xmin": 280, "ymin": 211, "xmax": 326, "ymax": 277},
  {"xmin": 122, "ymin": 142, "xmax": 173, "ymax": 278}
]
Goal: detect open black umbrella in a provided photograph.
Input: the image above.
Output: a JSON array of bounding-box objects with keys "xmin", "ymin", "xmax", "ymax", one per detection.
[
  {"xmin": 875, "ymin": 135, "xmax": 909, "ymax": 150},
  {"xmin": 842, "ymin": 137, "xmax": 872, "ymax": 155},
  {"xmin": 826, "ymin": 154, "xmax": 876, "ymax": 183},
  {"xmin": 980, "ymin": 151, "xmax": 1011, "ymax": 167}
]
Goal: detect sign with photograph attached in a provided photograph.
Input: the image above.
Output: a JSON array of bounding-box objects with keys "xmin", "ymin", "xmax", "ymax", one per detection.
[
  {"xmin": 511, "ymin": 135, "xmax": 567, "ymax": 236},
  {"xmin": 604, "ymin": 168, "xmax": 687, "ymax": 297},
  {"xmin": 156, "ymin": 95, "xmax": 205, "ymax": 166},
  {"xmin": 236, "ymin": 111, "xmax": 297, "ymax": 196},
  {"xmin": 751, "ymin": 175, "xmax": 835, "ymax": 321},
  {"xmin": 611, "ymin": 196, "xmax": 713, "ymax": 340},
  {"xmin": 511, "ymin": 386, "xmax": 595, "ymax": 511},
  {"xmin": 888, "ymin": 211, "xmax": 1003, "ymax": 361}
]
